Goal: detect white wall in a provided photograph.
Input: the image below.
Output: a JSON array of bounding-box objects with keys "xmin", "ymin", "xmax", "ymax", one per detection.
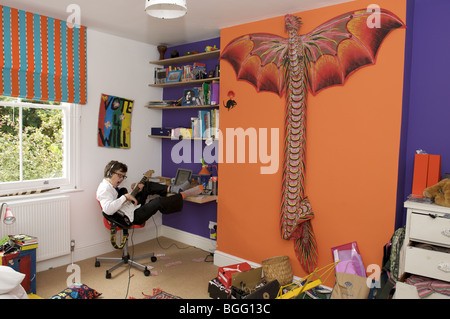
[{"xmin": 37, "ymin": 28, "xmax": 164, "ymax": 271}]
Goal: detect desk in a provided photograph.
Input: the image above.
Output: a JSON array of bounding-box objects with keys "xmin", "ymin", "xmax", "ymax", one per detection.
[
  {"xmin": 184, "ymin": 195, "xmax": 218, "ymax": 204},
  {"xmin": 1, "ymin": 248, "xmax": 37, "ymax": 294},
  {"xmin": 154, "ymin": 177, "xmax": 218, "ymax": 204}
]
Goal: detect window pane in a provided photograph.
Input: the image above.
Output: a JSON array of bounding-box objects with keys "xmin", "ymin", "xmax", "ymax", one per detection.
[
  {"xmin": 0, "ymin": 106, "xmax": 20, "ymax": 182},
  {"xmin": 22, "ymin": 107, "xmax": 64, "ymax": 180}
]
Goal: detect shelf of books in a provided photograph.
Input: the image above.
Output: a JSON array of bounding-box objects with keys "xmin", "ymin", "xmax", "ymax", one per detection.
[{"xmin": 149, "ymin": 108, "xmax": 219, "ymax": 140}]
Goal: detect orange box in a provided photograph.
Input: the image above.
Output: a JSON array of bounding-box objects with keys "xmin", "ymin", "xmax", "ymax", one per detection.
[
  {"xmin": 427, "ymin": 154, "xmax": 441, "ymax": 187},
  {"xmin": 411, "ymin": 154, "xmax": 441, "ymax": 197},
  {"xmin": 411, "ymin": 154, "xmax": 429, "ymax": 197}
]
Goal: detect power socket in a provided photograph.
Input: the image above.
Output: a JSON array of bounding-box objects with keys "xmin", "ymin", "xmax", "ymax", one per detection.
[
  {"xmin": 209, "ymin": 221, "xmax": 217, "ymax": 240},
  {"xmin": 70, "ymin": 239, "xmax": 75, "ymax": 252},
  {"xmin": 209, "ymin": 221, "xmax": 217, "ymax": 230}
]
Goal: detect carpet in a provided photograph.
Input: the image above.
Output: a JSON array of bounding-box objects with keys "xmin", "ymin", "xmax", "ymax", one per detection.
[{"xmin": 130, "ymin": 288, "xmax": 181, "ymax": 299}]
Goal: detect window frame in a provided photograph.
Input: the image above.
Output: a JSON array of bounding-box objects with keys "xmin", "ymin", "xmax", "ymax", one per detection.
[{"xmin": 0, "ymin": 98, "xmax": 80, "ymax": 195}]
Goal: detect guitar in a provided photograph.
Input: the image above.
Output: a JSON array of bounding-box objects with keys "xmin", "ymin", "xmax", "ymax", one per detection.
[{"xmin": 118, "ymin": 170, "xmax": 155, "ymax": 220}]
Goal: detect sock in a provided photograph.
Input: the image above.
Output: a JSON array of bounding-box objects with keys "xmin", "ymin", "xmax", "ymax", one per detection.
[
  {"xmin": 170, "ymin": 180, "xmax": 191, "ymax": 193},
  {"xmin": 181, "ymin": 185, "xmax": 204, "ymax": 199}
]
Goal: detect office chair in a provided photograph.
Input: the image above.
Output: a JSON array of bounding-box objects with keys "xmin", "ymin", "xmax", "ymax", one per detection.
[{"xmin": 94, "ymin": 211, "xmax": 157, "ymax": 279}]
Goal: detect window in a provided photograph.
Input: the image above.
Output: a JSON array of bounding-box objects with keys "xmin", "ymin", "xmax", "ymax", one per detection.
[{"xmin": 0, "ymin": 97, "xmax": 79, "ymax": 195}]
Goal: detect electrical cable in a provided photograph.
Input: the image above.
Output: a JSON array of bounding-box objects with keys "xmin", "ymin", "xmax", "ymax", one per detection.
[
  {"xmin": 151, "ymin": 215, "xmax": 216, "ymax": 262},
  {"xmin": 151, "ymin": 215, "xmax": 192, "ymax": 250},
  {"xmin": 124, "ymin": 227, "xmax": 135, "ymax": 299}
]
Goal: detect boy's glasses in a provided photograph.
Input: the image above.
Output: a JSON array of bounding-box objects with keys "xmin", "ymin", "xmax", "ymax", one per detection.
[{"xmin": 114, "ymin": 172, "xmax": 127, "ymax": 179}]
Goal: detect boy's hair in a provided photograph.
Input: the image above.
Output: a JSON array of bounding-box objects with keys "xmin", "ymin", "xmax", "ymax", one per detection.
[{"xmin": 104, "ymin": 160, "xmax": 128, "ymax": 178}]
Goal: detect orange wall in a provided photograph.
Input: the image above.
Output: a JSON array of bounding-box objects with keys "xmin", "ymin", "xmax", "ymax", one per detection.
[{"xmin": 217, "ymin": 0, "xmax": 406, "ymax": 286}]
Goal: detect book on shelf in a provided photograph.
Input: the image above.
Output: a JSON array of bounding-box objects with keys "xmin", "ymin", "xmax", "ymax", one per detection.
[
  {"xmin": 147, "ymin": 100, "xmax": 178, "ymax": 106},
  {"xmin": 199, "ymin": 110, "xmax": 211, "ymax": 138},
  {"xmin": 190, "ymin": 109, "xmax": 220, "ymax": 139},
  {"xmin": 211, "ymin": 108, "xmax": 219, "ymax": 138},
  {"xmin": 191, "ymin": 117, "xmax": 200, "ymax": 138},
  {"xmin": 210, "ymin": 81, "xmax": 219, "ymax": 105}
]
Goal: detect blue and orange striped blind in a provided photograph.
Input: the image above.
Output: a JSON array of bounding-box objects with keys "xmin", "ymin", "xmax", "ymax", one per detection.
[{"xmin": 0, "ymin": 5, "xmax": 86, "ymax": 104}]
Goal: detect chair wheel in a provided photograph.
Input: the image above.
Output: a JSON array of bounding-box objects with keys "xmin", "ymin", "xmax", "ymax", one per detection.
[
  {"xmin": 106, "ymin": 271, "xmax": 111, "ymax": 279},
  {"xmin": 95, "ymin": 261, "xmax": 100, "ymax": 267},
  {"xmin": 151, "ymin": 256, "xmax": 157, "ymax": 262},
  {"xmin": 144, "ymin": 269, "xmax": 150, "ymax": 276}
]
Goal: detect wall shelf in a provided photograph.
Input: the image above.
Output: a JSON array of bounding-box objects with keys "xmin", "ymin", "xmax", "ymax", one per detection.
[
  {"xmin": 149, "ymin": 50, "xmax": 220, "ymax": 66},
  {"xmin": 148, "ymin": 135, "xmax": 218, "ymax": 141},
  {"xmin": 145, "ymin": 104, "xmax": 219, "ymax": 110},
  {"xmin": 148, "ymin": 77, "xmax": 219, "ymax": 88}
]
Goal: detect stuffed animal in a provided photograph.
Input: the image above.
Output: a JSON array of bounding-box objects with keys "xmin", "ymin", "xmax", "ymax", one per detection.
[{"xmin": 423, "ymin": 178, "xmax": 450, "ymax": 208}]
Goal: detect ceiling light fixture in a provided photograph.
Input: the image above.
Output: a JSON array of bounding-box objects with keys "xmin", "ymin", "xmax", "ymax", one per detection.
[{"xmin": 145, "ymin": 0, "xmax": 187, "ymax": 19}]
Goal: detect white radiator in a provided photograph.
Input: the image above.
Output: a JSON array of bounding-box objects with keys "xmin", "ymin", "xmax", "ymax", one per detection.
[{"xmin": 0, "ymin": 195, "xmax": 71, "ymax": 261}]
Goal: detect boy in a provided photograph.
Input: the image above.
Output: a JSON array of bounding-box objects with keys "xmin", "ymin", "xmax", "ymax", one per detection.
[{"xmin": 96, "ymin": 160, "xmax": 203, "ymax": 225}]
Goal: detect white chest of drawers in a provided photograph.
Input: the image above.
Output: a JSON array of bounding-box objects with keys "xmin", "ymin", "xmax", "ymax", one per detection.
[{"xmin": 400, "ymin": 200, "xmax": 450, "ymax": 283}]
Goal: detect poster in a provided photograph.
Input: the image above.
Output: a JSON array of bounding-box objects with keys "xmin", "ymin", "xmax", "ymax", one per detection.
[{"xmin": 97, "ymin": 93, "xmax": 134, "ymax": 149}]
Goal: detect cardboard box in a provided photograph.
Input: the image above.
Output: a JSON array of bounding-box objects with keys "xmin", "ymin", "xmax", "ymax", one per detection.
[
  {"xmin": 217, "ymin": 262, "xmax": 252, "ymax": 289},
  {"xmin": 411, "ymin": 154, "xmax": 441, "ymax": 197},
  {"xmin": 231, "ymin": 267, "xmax": 262, "ymax": 291}
]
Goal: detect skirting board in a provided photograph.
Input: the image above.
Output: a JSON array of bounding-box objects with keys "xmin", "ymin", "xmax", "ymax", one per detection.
[{"xmin": 159, "ymin": 225, "xmax": 217, "ymax": 253}]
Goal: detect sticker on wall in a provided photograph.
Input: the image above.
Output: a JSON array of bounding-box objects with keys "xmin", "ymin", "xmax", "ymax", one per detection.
[
  {"xmin": 221, "ymin": 8, "xmax": 405, "ymax": 273},
  {"xmin": 97, "ymin": 93, "xmax": 134, "ymax": 149},
  {"xmin": 223, "ymin": 90, "xmax": 237, "ymax": 111}
]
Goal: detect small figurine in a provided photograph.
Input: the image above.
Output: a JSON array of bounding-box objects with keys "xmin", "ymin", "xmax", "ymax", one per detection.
[{"xmin": 205, "ymin": 45, "xmax": 218, "ymax": 52}]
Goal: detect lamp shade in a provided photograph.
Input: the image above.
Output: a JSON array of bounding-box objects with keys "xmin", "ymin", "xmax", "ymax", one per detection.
[
  {"xmin": 0, "ymin": 203, "xmax": 15, "ymax": 225},
  {"xmin": 3, "ymin": 207, "xmax": 15, "ymax": 225},
  {"xmin": 145, "ymin": 0, "xmax": 187, "ymax": 19}
]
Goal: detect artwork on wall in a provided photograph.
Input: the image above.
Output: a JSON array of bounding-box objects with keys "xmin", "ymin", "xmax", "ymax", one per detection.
[
  {"xmin": 221, "ymin": 9, "xmax": 404, "ymax": 272},
  {"xmin": 97, "ymin": 93, "xmax": 134, "ymax": 149}
]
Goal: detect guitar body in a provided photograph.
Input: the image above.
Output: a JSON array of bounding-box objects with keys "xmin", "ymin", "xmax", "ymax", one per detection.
[{"xmin": 118, "ymin": 202, "xmax": 141, "ymax": 218}]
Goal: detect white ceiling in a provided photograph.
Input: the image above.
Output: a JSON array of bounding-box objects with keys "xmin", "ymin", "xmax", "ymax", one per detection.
[{"xmin": 1, "ymin": 0, "xmax": 353, "ymax": 46}]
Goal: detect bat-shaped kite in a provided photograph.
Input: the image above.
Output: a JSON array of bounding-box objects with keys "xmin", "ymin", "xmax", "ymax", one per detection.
[{"xmin": 221, "ymin": 9, "xmax": 404, "ymax": 272}]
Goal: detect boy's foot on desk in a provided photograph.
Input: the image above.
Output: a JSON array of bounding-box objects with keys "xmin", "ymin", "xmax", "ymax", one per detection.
[{"xmin": 181, "ymin": 185, "xmax": 204, "ymax": 199}]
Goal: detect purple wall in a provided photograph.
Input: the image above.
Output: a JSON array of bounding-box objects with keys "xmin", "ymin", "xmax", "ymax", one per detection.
[
  {"xmin": 396, "ymin": 0, "xmax": 450, "ymax": 227},
  {"xmin": 161, "ymin": 38, "xmax": 220, "ymax": 239}
]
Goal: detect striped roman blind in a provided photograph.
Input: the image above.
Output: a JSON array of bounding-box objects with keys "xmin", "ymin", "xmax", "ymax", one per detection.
[{"xmin": 0, "ymin": 5, "xmax": 87, "ymax": 104}]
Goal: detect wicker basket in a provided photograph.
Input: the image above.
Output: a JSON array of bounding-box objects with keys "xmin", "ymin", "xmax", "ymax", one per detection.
[{"xmin": 262, "ymin": 255, "xmax": 293, "ymax": 286}]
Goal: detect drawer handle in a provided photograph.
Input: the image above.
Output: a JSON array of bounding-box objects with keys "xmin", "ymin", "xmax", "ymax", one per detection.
[
  {"xmin": 438, "ymin": 263, "xmax": 450, "ymax": 273},
  {"xmin": 442, "ymin": 229, "xmax": 450, "ymax": 237}
]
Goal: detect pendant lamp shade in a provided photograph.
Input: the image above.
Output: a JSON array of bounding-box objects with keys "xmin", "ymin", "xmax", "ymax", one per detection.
[{"xmin": 145, "ymin": 0, "xmax": 187, "ymax": 19}]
